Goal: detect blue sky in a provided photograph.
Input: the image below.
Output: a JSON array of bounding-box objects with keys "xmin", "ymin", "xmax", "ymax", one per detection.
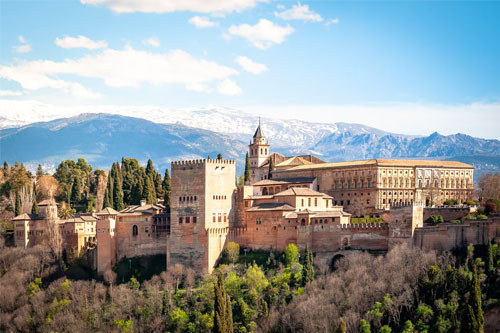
[{"xmin": 1, "ymin": 0, "xmax": 500, "ymax": 138}]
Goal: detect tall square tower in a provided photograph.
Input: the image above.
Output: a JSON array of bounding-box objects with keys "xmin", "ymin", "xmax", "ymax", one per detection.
[{"xmin": 168, "ymin": 159, "xmax": 236, "ymax": 274}]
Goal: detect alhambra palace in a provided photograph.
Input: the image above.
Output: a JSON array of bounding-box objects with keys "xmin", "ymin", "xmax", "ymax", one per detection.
[{"xmin": 12, "ymin": 124, "xmax": 500, "ymax": 275}]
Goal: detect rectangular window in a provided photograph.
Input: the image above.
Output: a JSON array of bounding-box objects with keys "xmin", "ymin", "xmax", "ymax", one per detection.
[
  {"xmin": 193, "ymin": 216, "xmax": 197, "ymax": 224},
  {"xmin": 314, "ymin": 198, "xmax": 318, "ymax": 207},
  {"xmin": 179, "ymin": 217, "xmax": 183, "ymax": 224},
  {"xmin": 213, "ymin": 215, "xmax": 216, "ymax": 222},
  {"xmin": 301, "ymin": 199, "xmax": 304, "ymax": 206},
  {"xmin": 186, "ymin": 217, "xmax": 190, "ymax": 223},
  {"xmin": 245, "ymin": 201, "xmax": 249, "ymax": 207},
  {"xmin": 224, "ymin": 215, "xmax": 227, "ymax": 222},
  {"xmin": 218, "ymin": 215, "xmax": 222, "ymax": 222},
  {"xmin": 308, "ymin": 198, "xmax": 311, "ymax": 206}
]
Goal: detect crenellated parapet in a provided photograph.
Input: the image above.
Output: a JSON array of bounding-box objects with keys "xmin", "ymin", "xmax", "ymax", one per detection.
[
  {"xmin": 171, "ymin": 159, "xmax": 236, "ymax": 168},
  {"xmin": 339, "ymin": 222, "xmax": 389, "ymax": 231}
]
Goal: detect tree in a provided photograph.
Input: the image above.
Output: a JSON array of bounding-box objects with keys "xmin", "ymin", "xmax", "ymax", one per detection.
[
  {"xmin": 217, "ymin": 153, "xmax": 223, "ymax": 160},
  {"xmin": 70, "ymin": 175, "xmax": 82, "ymax": 203},
  {"xmin": 37, "ymin": 175, "xmax": 59, "ymax": 200},
  {"xmin": 461, "ymin": 265, "xmax": 484, "ymax": 333},
  {"xmin": 284, "ymin": 243, "xmax": 299, "ymax": 266},
  {"xmin": 486, "ymin": 240, "xmax": 494, "ymax": 275},
  {"xmin": 36, "ymin": 164, "xmax": 44, "ymax": 177},
  {"xmin": 214, "ymin": 272, "xmax": 233, "ymax": 333},
  {"xmin": 336, "ymin": 318, "xmax": 346, "ymax": 333},
  {"xmin": 484, "ymin": 199, "xmax": 498, "ymax": 215},
  {"xmin": 401, "ymin": 320, "xmax": 414, "ymax": 333},
  {"xmin": 142, "ymin": 175, "xmax": 156, "ymax": 204},
  {"xmin": 244, "ymin": 153, "xmax": 250, "ymax": 183},
  {"xmin": 103, "ymin": 171, "xmax": 113, "ymax": 209},
  {"xmin": 113, "ymin": 175, "xmax": 124, "ymax": 211},
  {"xmin": 15, "ymin": 191, "xmax": 21, "ymax": 216},
  {"xmin": 145, "ymin": 159, "xmax": 155, "ymax": 178},
  {"xmin": 360, "ymin": 319, "xmax": 371, "ymax": 333},
  {"xmin": 31, "ymin": 183, "xmax": 38, "ymax": 215},
  {"xmin": 162, "ymin": 168, "xmax": 171, "ymax": 211},
  {"xmin": 268, "ymin": 158, "xmax": 273, "ymax": 179},
  {"xmin": 225, "ymin": 242, "xmax": 240, "ymax": 265},
  {"xmin": 302, "ymin": 245, "xmax": 315, "ymax": 285},
  {"xmin": 478, "ymin": 172, "xmax": 500, "ymax": 202}
]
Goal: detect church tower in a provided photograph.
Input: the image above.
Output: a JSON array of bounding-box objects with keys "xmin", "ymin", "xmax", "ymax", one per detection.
[{"xmin": 249, "ymin": 120, "xmax": 270, "ymax": 183}]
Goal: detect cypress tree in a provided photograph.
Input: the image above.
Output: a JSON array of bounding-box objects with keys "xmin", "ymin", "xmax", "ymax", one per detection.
[
  {"xmin": 146, "ymin": 159, "xmax": 155, "ymax": 178},
  {"xmin": 142, "ymin": 175, "xmax": 156, "ymax": 204},
  {"xmin": 214, "ymin": 272, "xmax": 233, "ymax": 333},
  {"xmin": 113, "ymin": 174, "xmax": 125, "ymax": 211},
  {"xmin": 303, "ymin": 245, "xmax": 315, "ymax": 285},
  {"xmin": 217, "ymin": 153, "xmax": 223, "ymax": 160},
  {"xmin": 103, "ymin": 171, "xmax": 113, "ymax": 208},
  {"xmin": 486, "ymin": 241, "xmax": 494, "ymax": 275},
  {"xmin": 154, "ymin": 171, "xmax": 163, "ymax": 198},
  {"xmin": 36, "ymin": 164, "xmax": 44, "ymax": 177},
  {"xmin": 3, "ymin": 161, "xmax": 9, "ymax": 175},
  {"xmin": 461, "ymin": 265, "xmax": 484, "ymax": 333},
  {"xmin": 31, "ymin": 183, "xmax": 39, "ymax": 215},
  {"xmin": 244, "ymin": 152, "xmax": 250, "ymax": 183},
  {"xmin": 162, "ymin": 168, "xmax": 171, "ymax": 211},
  {"xmin": 15, "ymin": 191, "xmax": 21, "ymax": 216},
  {"xmin": 71, "ymin": 176, "xmax": 82, "ymax": 203},
  {"xmin": 268, "ymin": 158, "xmax": 273, "ymax": 179}
]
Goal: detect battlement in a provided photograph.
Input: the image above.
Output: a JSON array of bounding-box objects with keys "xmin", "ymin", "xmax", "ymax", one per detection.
[
  {"xmin": 390, "ymin": 202, "xmax": 424, "ymax": 209},
  {"xmin": 339, "ymin": 222, "xmax": 389, "ymax": 230},
  {"xmin": 171, "ymin": 159, "xmax": 236, "ymax": 168}
]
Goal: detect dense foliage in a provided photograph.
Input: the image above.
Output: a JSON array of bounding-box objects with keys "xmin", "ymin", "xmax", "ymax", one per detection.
[{"xmin": 1, "ymin": 241, "xmax": 499, "ymax": 332}]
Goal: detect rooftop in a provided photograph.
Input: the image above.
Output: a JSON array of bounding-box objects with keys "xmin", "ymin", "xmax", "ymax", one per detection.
[
  {"xmin": 273, "ymin": 159, "xmax": 473, "ymax": 172},
  {"xmin": 97, "ymin": 207, "xmax": 119, "ymax": 215},
  {"xmin": 274, "ymin": 187, "xmax": 333, "ymax": 198},
  {"xmin": 246, "ymin": 202, "xmax": 296, "ymax": 212},
  {"xmin": 12, "ymin": 213, "xmax": 39, "ymax": 221}
]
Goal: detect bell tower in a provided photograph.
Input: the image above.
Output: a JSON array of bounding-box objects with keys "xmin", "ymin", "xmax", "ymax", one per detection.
[{"xmin": 249, "ymin": 118, "xmax": 270, "ymax": 171}]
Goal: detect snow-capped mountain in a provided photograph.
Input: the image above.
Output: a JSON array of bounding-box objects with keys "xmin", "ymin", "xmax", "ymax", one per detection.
[{"xmin": 1, "ymin": 101, "xmax": 500, "ymax": 177}]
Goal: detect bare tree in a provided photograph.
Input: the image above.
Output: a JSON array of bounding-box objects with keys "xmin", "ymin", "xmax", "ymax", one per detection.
[{"xmin": 37, "ymin": 175, "xmax": 59, "ymax": 200}]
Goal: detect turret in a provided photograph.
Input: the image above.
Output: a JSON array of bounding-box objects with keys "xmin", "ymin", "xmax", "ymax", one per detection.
[{"xmin": 248, "ymin": 119, "xmax": 270, "ymax": 169}]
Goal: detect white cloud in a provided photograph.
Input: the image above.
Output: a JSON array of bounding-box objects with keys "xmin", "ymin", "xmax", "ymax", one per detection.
[
  {"xmin": 142, "ymin": 37, "xmax": 161, "ymax": 47},
  {"xmin": 235, "ymin": 56, "xmax": 267, "ymax": 74},
  {"xmin": 0, "ymin": 47, "xmax": 239, "ymax": 98},
  {"xmin": 188, "ymin": 16, "xmax": 216, "ymax": 28},
  {"xmin": 274, "ymin": 3, "xmax": 323, "ymax": 22},
  {"xmin": 81, "ymin": 0, "xmax": 267, "ymax": 14},
  {"xmin": 0, "ymin": 90, "xmax": 23, "ymax": 96},
  {"xmin": 18, "ymin": 36, "xmax": 27, "ymax": 43},
  {"xmin": 217, "ymin": 78, "xmax": 242, "ymax": 95},
  {"xmin": 55, "ymin": 35, "xmax": 108, "ymax": 50},
  {"xmin": 13, "ymin": 44, "xmax": 32, "ymax": 53},
  {"xmin": 325, "ymin": 18, "xmax": 339, "ymax": 26},
  {"xmin": 228, "ymin": 19, "xmax": 294, "ymax": 49}
]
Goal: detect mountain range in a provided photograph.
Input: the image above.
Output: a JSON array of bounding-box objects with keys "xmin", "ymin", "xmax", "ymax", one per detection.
[{"xmin": 0, "ymin": 105, "xmax": 499, "ymax": 178}]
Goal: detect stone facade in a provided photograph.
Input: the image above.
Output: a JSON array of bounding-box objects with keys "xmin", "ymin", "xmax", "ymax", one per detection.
[
  {"xmin": 272, "ymin": 160, "xmax": 474, "ymax": 212},
  {"xmin": 167, "ymin": 159, "xmax": 236, "ymax": 274}
]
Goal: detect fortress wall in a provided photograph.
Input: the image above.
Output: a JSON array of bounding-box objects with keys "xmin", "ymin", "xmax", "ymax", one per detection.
[
  {"xmin": 423, "ymin": 206, "xmax": 475, "ymax": 222},
  {"xmin": 414, "ymin": 218, "xmax": 500, "ymax": 251}
]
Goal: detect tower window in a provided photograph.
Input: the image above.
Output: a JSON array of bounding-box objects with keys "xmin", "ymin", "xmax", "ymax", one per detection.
[{"xmin": 132, "ymin": 225, "xmax": 138, "ymax": 236}]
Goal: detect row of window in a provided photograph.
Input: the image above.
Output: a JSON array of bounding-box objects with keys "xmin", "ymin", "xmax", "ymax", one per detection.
[
  {"xmin": 334, "ymin": 181, "xmax": 372, "ymax": 190},
  {"xmin": 179, "ymin": 216, "xmax": 197, "ymax": 224},
  {"xmin": 179, "ymin": 196, "xmax": 197, "ymax": 202},
  {"xmin": 212, "ymin": 214, "xmax": 228, "ymax": 223},
  {"xmin": 250, "ymin": 147, "xmax": 268, "ymax": 156},
  {"xmin": 213, "ymin": 195, "xmax": 227, "ymax": 200}
]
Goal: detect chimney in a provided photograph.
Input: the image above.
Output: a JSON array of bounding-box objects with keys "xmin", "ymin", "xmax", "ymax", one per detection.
[{"xmin": 140, "ymin": 200, "xmax": 146, "ymax": 207}]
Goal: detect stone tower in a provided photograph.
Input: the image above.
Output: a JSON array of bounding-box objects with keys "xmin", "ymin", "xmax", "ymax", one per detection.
[
  {"xmin": 249, "ymin": 120, "xmax": 270, "ymax": 183},
  {"xmin": 167, "ymin": 159, "xmax": 236, "ymax": 274}
]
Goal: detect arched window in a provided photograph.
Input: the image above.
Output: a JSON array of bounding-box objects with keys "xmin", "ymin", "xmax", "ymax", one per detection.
[
  {"xmin": 132, "ymin": 225, "xmax": 138, "ymax": 237},
  {"xmin": 262, "ymin": 187, "xmax": 268, "ymax": 195}
]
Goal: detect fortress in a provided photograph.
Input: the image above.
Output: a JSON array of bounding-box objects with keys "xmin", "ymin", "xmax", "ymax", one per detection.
[{"xmin": 12, "ymin": 123, "xmax": 500, "ymax": 275}]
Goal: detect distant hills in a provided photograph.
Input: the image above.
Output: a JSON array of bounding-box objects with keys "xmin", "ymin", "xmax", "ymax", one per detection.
[{"xmin": 1, "ymin": 106, "xmax": 499, "ymax": 178}]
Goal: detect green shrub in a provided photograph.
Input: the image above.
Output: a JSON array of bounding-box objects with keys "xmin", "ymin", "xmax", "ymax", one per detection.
[{"xmin": 426, "ymin": 215, "xmax": 444, "ymax": 224}]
